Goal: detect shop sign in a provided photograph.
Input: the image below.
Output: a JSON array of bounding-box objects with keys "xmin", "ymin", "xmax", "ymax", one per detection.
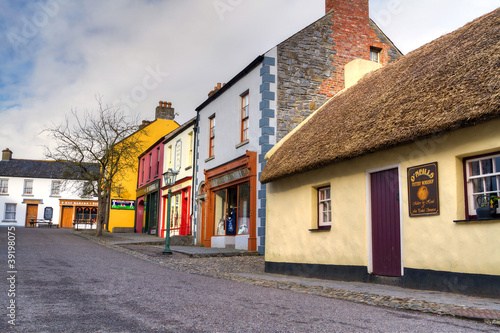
[
  {"xmin": 136, "ymin": 181, "xmax": 159, "ymax": 197},
  {"xmin": 407, "ymin": 162, "xmax": 439, "ymax": 217},
  {"xmin": 167, "ymin": 180, "xmax": 192, "ymax": 194},
  {"xmin": 23, "ymin": 199, "xmax": 42, "ymax": 204},
  {"xmin": 111, "ymin": 199, "xmax": 135, "ymax": 210},
  {"xmin": 209, "ymin": 168, "xmax": 249, "ymax": 187},
  {"xmin": 60, "ymin": 200, "xmax": 98, "ymax": 206}
]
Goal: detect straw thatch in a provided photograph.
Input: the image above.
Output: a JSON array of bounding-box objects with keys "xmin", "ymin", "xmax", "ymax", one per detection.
[{"xmin": 261, "ymin": 8, "xmax": 500, "ymax": 184}]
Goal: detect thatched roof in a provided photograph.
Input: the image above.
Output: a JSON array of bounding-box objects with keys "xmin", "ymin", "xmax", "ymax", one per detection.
[{"xmin": 261, "ymin": 8, "xmax": 500, "ymax": 184}]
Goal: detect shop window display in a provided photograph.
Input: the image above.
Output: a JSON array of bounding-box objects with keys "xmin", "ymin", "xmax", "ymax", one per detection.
[{"xmin": 213, "ymin": 182, "xmax": 250, "ymax": 236}]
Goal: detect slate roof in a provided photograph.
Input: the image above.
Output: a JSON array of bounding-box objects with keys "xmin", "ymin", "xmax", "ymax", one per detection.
[
  {"xmin": 0, "ymin": 159, "xmax": 100, "ymax": 180},
  {"xmin": 261, "ymin": 8, "xmax": 500, "ymax": 184}
]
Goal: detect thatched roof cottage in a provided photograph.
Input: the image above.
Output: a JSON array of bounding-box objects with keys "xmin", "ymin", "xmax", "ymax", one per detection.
[{"xmin": 261, "ymin": 8, "xmax": 500, "ymax": 297}]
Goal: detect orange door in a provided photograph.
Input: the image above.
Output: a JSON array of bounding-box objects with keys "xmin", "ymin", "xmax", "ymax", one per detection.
[
  {"xmin": 25, "ymin": 204, "xmax": 38, "ymax": 227},
  {"xmin": 61, "ymin": 207, "xmax": 74, "ymax": 228}
]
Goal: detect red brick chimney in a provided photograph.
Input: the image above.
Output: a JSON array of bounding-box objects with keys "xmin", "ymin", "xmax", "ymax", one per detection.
[
  {"xmin": 317, "ymin": 0, "xmax": 396, "ymax": 97},
  {"xmin": 326, "ymin": 0, "xmax": 368, "ymax": 18}
]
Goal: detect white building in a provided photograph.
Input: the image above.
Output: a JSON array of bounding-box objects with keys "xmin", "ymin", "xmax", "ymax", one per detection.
[{"xmin": 0, "ymin": 148, "xmax": 98, "ymax": 228}]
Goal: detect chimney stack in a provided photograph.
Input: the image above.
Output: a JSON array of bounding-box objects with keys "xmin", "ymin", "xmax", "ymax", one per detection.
[
  {"xmin": 208, "ymin": 82, "xmax": 224, "ymax": 98},
  {"xmin": 2, "ymin": 148, "xmax": 13, "ymax": 161},
  {"xmin": 325, "ymin": 0, "xmax": 369, "ymax": 21},
  {"xmin": 155, "ymin": 100, "xmax": 175, "ymax": 120}
]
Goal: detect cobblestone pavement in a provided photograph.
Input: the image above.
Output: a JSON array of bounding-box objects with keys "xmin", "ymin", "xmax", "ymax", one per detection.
[{"xmin": 76, "ymin": 231, "xmax": 500, "ymax": 327}]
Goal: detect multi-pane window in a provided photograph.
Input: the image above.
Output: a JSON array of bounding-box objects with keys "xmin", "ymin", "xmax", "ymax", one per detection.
[
  {"xmin": 187, "ymin": 132, "xmax": 193, "ymax": 167},
  {"xmin": 156, "ymin": 147, "xmax": 160, "ymax": 177},
  {"xmin": 465, "ymin": 153, "xmax": 500, "ymax": 216},
  {"xmin": 141, "ymin": 158, "xmax": 145, "ymax": 184},
  {"xmin": 5, "ymin": 203, "xmax": 16, "ymax": 220},
  {"xmin": 370, "ymin": 47, "xmax": 380, "ymax": 63},
  {"xmin": 209, "ymin": 115, "xmax": 215, "ymax": 158},
  {"xmin": 241, "ymin": 93, "xmax": 249, "ymax": 142},
  {"xmin": 148, "ymin": 153, "xmax": 152, "ymax": 180},
  {"xmin": 318, "ymin": 186, "xmax": 332, "ymax": 228},
  {"xmin": 0, "ymin": 179, "xmax": 8, "ymax": 194},
  {"xmin": 51, "ymin": 181, "xmax": 61, "ymax": 196},
  {"xmin": 24, "ymin": 179, "xmax": 33, "ymax": 195}
]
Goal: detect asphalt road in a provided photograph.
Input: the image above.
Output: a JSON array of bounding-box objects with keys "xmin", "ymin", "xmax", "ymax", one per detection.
[{"xmin": 0, "ymin": 227, "xmax": 497, "ymax": 333}]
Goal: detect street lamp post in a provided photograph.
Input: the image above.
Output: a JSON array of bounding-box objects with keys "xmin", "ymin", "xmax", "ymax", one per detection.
[{"xmin": 162, "ymin": 168, "xmax": 178, "ymax": 254}]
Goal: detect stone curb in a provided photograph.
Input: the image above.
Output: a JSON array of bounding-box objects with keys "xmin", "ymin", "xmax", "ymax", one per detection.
[{"xmin": 74, "ymin": 231, "xmax": 500, "ymax": 326}]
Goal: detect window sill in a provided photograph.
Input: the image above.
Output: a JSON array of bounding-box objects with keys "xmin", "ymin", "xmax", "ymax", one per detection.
[
  {"xmin": 2, "ymin": 220, "xmax": 16, "ymax": 223},
  {"xmin": 50, "ymin": 195, "xmax": 61, "ymax": 198},
  {"xmin": 235, "ymin": 140, "xmax": 249, "ymax": 149},
  {"xmin": 0, "ymin": 193, "xmax": 9, "ymax": 196},
  {"xmin": 23, "ymin": 194, "xmax": 34, "ymax": 197},
  {"xmin": 185, "ymin": 166, "xmax": 192, "ymax": 171},
  {"xmin": 205, "ymin": 156, "xmax": 215, "ymax": 163},
  {"xmin": 454, "ymin": 218, "xmax": 500, "ymax": 223},
  {"xmin": 309, "ymin": 227, "xmax": 331, "ymax": 232}
]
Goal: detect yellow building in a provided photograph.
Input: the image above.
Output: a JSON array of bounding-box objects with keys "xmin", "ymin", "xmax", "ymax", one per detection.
[
  {"xmin": 261, "ymin": 9, "xmax": 500, "ymax": 297},
  {"xmin": 108, "ymin": 102, "xmax": 179, "ymax": 232}
]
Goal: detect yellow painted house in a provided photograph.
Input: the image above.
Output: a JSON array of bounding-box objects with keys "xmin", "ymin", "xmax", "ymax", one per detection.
[
  {"xmin": 261, "ymin": 9, "xmax": 500, "ymax": 297},
  {"xmin": 108, "ymin": 102, "xmax": 179, "ymax": 232}
]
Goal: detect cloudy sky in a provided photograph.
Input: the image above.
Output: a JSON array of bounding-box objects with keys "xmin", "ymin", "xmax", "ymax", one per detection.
[{"xmin": 1, "ymin": 0, "xmax": 498, "ymax": 159}]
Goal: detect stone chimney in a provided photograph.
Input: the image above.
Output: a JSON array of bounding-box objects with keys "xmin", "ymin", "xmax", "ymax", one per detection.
[
  {"xmin": 155, "ymin": 101, "xmax": 175, "ymax": 120},
  {"xmin": 2, "ymin": 148, "xmax": 13, "ymax": 161}
]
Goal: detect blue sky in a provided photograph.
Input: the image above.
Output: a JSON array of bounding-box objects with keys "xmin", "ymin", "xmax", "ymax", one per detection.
[{"xmin": 0, "ymin": 0, "xmax": 498, "ymax": 159}]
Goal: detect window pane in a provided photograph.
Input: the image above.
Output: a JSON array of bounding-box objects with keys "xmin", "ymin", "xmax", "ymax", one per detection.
[
  {"xmin": 495, "ymin": 157, "xmax": 500, "ymax": 173},
  {"xmin": 472, "ymin": 178, "xmax": 484, "ymax": 193},
  {"xmin": 485, "ymin": 176, "xmax": 498, "ymax": 192},
  {"xmin": 214, "ymin": 189, "xmax": 226, "ymax": 235},
  {"xmin": 238, "ymin": 183, "xmax": 250, "ymax": 234},
  {"xmin": 470, "ymin": 161, "xmax": 480, "ymax": 176},
  {"xmin": 0, "ymin": 180, "xmax": 7, "ymax": 193},
  {"xmin": 482, "ymin": 159, "xmax": 493, "ymax": 175}
]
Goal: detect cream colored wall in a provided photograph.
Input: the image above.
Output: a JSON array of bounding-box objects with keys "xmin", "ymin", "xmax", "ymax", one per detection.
[
  {"xmin": 266, "ymin": 118, "xmax": 500, "ymax": 276},
  {"xmin": 344, "ymin": 59, "xmax": 382, "ymax": 89}
]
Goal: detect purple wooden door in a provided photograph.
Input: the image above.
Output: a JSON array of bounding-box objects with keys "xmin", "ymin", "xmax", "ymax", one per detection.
[{"xmin": 370, "ymin": 168, "xmax": 401, "ymax": 277}]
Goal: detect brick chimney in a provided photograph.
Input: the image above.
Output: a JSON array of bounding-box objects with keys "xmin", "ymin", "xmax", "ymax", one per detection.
[
  {"xmin": 208, "ymin": 83, "xmax": 224, "ymax": 98},
  {"xmin": 155, "ymin": 101, "xmax": 175, "ymax": 120},
  {"xmin": 326, "ymin": 0, "xmax": 369, "ymax": 20},
  {"xmin": 2, "ymin": 148, "xmax": 13, "ymax": 161}
]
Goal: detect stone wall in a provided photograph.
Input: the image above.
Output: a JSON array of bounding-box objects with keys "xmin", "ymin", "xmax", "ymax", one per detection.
[{"xmin": 276, "ymin": 1, "xmax": 403, "ymax": 142}]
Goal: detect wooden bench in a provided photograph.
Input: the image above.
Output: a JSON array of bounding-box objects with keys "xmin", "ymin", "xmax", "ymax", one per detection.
[
  {"xmin": 73, "ymin": 219, "xmax": 96, "ymax": 231},
  {"xmin": 29, "ymin": 219, "xmax": 54, "ymax": 228}
]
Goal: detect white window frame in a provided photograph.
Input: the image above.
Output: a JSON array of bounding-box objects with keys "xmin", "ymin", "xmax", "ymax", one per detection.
[
  {"xmin": 51, "ymin": 180, "xmax": 61, "ymax": 196},
  {"xmin": 318, "ymin": 186, "xmax": 332, "ymax": 228},
  {"xmin": 370, "ymin": 47, "xmax": 380, "ymax": 63},
  {"xmin": 24, "ymin": 179, "xmax": 34, "ymax": 195},
  {"xmin": 4, "ymin": 203, "xmax": 16, "ymax": 221},
  {"xmin": 465, "ymin": 153, "xmax": 500, "ymax": 216},
  {"xmin": 0, "ymin": 179, "xmax": 8, "ymax": 194},
  {"xmin": 187, "ymin": 131, "xmax": 193, "ymax": 168}
]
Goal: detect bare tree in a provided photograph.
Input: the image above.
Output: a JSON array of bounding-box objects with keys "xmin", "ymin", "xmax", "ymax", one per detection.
[{"xmin": 44, "ymin": 98, "xmax": 147, "ymax": 236}]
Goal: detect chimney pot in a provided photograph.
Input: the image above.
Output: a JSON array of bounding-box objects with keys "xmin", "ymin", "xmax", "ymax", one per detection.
[{"xmin": 167, "ymin": 102, "xmax": 172, "ymax": 108}]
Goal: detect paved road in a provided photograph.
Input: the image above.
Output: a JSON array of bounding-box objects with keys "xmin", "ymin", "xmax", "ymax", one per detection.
[{"xmin": 0, "ymin": 228, "xmax": 497, "ymax": 332}]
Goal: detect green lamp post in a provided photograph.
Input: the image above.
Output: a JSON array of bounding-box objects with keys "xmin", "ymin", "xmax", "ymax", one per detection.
[{"xmin": 162, "ymin": 168, "xmax": 178, "ymax": 254}]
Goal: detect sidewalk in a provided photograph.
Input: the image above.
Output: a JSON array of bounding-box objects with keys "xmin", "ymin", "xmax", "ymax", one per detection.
[{"xmin": 78, "ymin": 230, "xmax": 500, "ymax": 324}]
